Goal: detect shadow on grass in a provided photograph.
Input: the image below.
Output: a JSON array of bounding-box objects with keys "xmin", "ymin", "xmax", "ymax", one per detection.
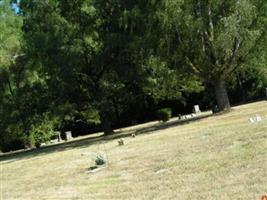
[{"xmin": 0, "ymin": 113, "xmax": 213, "ymax": 163}]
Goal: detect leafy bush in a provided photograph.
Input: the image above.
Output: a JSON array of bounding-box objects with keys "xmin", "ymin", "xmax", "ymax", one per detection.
[
  {"xmin": 95, "ymin": 154, "xmax": 106, "ymax": 166},
  {"xmin": 30, "ymin": 115, "xmax": 59, "ymax": 148},
  {"xmin": 156, "ymin": 108, "xmax": 172, "ymax": 122}
]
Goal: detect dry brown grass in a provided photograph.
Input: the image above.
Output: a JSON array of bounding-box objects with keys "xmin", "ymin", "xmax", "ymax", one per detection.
[{"xmin": 1, "ymin": 101, "xmax": 267, "ymax": 200}]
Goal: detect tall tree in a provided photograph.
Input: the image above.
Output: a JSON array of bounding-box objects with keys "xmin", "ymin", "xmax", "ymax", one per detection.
[
  {"xmin": 0, "ymin": 0, "xmax": 62, "ymax": 151},
  {"xmin": 0, "ymin": 0, "xmax": 26, "ymax": 151},
  {"xmin": 20, "ymin": 0, "xmax": 201, "ymax": 134},
  {"xmin": 152, "ymin": 0, "xmax": 267, "ymax": 110}
]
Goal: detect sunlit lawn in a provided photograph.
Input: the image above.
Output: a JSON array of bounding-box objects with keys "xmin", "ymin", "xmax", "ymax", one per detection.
[{"xmin": 1, "ymin": 101, "xmax": 267, "ymax": 200}]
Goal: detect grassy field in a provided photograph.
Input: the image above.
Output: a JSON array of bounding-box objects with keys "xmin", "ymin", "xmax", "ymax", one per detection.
[{"xmin": 1, "ymin": 101, "xmax": 267, "ymax": 200}]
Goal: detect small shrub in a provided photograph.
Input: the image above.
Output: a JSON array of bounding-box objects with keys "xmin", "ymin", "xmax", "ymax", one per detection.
[
  {"xmin": 156, "ymin": 108, "xmax": 172, "ymax": 122},
  {"xmin": 30, "ymin": 116, "xmax": 58, "ymax": 148},
  {"xmin": 95, "ymin": 154, "xmax": 106, "ymax": 166}
]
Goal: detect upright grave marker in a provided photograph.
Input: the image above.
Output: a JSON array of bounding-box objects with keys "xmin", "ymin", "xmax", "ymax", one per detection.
[
  {"xmin": 194, "ymin": 105, "xmax": 201, "ymax": 113},
  {"xmin": 65, "ymin": 131, "xmax": 73, "ymax": 141}
]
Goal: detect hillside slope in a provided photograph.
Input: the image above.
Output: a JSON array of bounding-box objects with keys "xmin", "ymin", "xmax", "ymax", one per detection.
[{"xmin": 1, "ymin": 101, "xmax": 267, "ymax": 200}]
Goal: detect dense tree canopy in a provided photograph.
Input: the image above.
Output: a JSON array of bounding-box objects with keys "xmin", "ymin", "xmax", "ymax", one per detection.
[
  {"xmin": 19, "ymin": 0, "xmax": 200, "ymax": 133},
  {"xmin": 148, "ymin": 0, "xmax": 267, "ymax": 110},
  {"xmin": 0, "ymin": 0, "xmax": 266, "ymax": 152},
  {"xmin": 0, "ymin": 0, "xmax": 25, "ymax": 151}
]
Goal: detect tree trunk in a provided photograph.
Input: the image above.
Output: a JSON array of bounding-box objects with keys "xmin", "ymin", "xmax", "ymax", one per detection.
[
  {"xmin": 100, "ymin": 112, "xmax": 114, "ymax": 135},
  {"xmin": 214, "ymin": 79, "xmax": 231, "ymax": 111},
  {"xmin": 237, "ymin": 73, "xmax": 245, "ymax": 102}
]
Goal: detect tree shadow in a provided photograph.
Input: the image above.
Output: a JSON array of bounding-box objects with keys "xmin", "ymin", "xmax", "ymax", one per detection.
[
  {"xmin": 113, "ymin": 113, "xmax": 213, "ymax": 139},
  {"xmin": 0, "ymin": 113, "xmax": 213, "ymax": 163},
  {"xmin": 0, "ymin": 135, "xmax": 105, "ymax": 163}
]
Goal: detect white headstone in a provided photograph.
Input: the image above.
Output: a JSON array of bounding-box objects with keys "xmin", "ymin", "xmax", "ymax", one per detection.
[
  {"xmin": 249, "ymin": 118, "xmax": 255, "ymax": 123},
  {"xmin": 65, "ymin": 131, "xmax": 73, "ymax": 141},
  {"xmin": 194, "ymin": 105, "xmax": 201, "ymax": 113},
  {"xmin": 56, "ymin": 131, "xmax": 62, "ymax": 142},
  {"xmin": 255, "ymin": 114, "xmax": 262, "ymax": 122},
  {"xmin": 249, "ymin": 115, "xmax": 262, "ymax": 124},
  {"xmin": 40, "ymin": 143, "xmax": 46, "ymax": 147}
]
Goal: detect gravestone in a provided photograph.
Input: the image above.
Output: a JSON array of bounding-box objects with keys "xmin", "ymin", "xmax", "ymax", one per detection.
[
  {"xmin": 249, "ymin": 118, "xmax": 255, "ymax": 124},
  {"xmin": 56, "ymin": 131, "xmax": 62, "ymax": 142},
  {"xmin": 65, "ymin": 131, "xmax": 73, "ymax": 141},
  {"xmin": 40, "ymin": 143, "xmax": 46, "ymax": 147},
  {"xmin": 255, "ymin": 114, "xmax": 262, "ymax": 122},
  {"xmin": 50, "ymin": 139, "xmax": 58, "ymax": 144},
  {"xmin": 249, "ymin": 114, "xmax": 262, "ymax": 124},
  {"xmin": 193, "ymin": 105, "xmax": 201, "ymax": 113}
]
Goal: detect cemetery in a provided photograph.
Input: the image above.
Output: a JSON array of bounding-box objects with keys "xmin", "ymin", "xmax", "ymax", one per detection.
[
  {"xmin": 1, "ymin": 101, "xmax": 266, "ymax": 199},
  {"xmin": 0, "ymin": 0, "xmax": 266, "ymax": 199}
]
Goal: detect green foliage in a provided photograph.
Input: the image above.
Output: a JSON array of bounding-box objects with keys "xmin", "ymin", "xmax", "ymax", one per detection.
[
  {"xmin": 0, "ymin": 0, "xmax": 25, "ymax": 152},
  {"xmin": 143, "ymin": 56, "xmax": 203, "ymax": 101},
  {"xmin": 150, "ymin": 0, "xmax": 267, "ymax": 110},
  {"xmin": 0, "ymin": 124, "xmax": 26, "ymax": 152},
  {"xmin": 156, "ymin": 108, "xmax": 172, "ymax": 122},
  {"xmin": 0, "ymin": 0, "xmax": 22, "ymax": 69},
  {"xmin": 229, "ymin": 66, "xmax": 267, "ymax": 102},
  {"xmin": 1, "ymin": 0, "xmax": 266, "ymax": 151},
  {"xmin": 29, "ymin": 115, "xmax": 59, "ymax": 147},
  {"xmin": 19, "ymin": 0, "xmax": 200, "ymax": 135}
]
